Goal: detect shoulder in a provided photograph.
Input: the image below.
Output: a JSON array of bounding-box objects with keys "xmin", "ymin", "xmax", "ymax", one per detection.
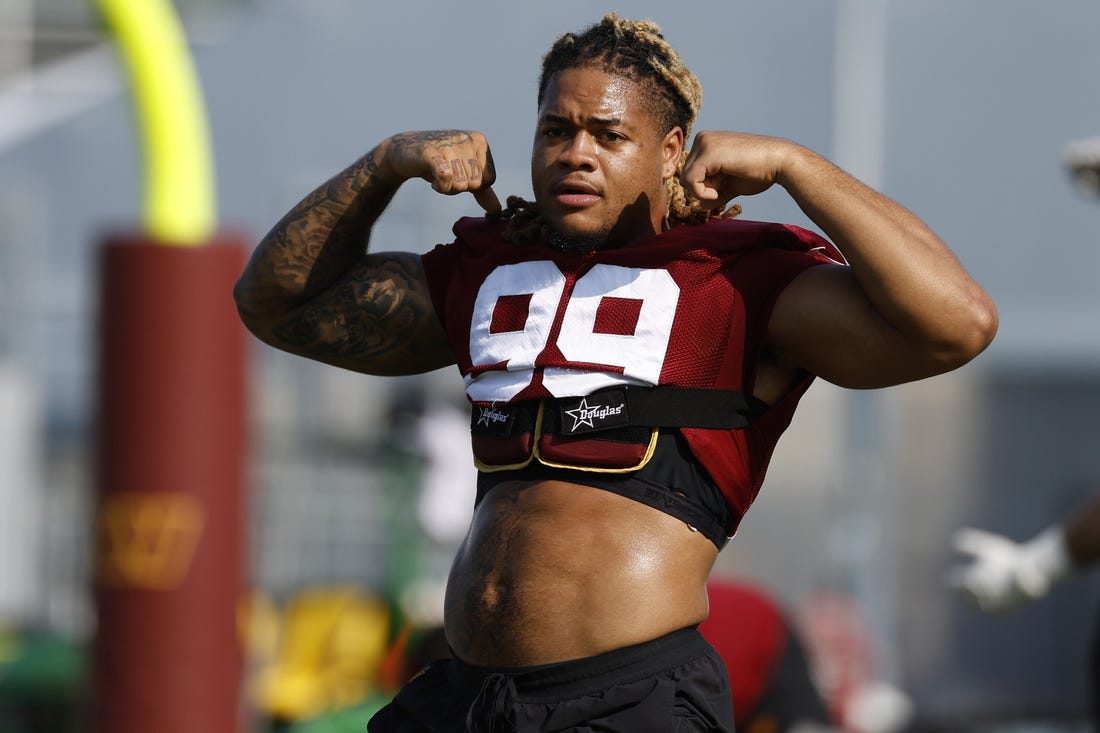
[
  {"xmin": 422, "ymin": 216, "xmax": 510, "ymax": 256},
  {"xmin": 663, "ymin": 218, "xmax": 844, "ymax": 263},
  {"xmin": 422, "ymin": 216, "xmax": 511, "ymax": 273},
  {"xmin": 451, "ymin": 215, "xmax": 514, "ymax": 247},
  {"xmin": 422, "ymin": 216, "xmax": 553, "ymax": 292}
]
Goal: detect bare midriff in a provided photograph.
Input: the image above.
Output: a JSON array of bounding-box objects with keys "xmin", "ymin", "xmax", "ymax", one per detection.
[{"xmin": 443, "ymin": 479, "xmax": 719, "ymax": 667}]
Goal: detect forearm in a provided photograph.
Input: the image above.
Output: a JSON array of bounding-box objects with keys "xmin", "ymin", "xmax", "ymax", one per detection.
[
  {"xmin": 233, "ymin": 142, "xmax": 401, "ymax": 334},
  {"xmin": 777, "ymin": 145, "xmax": 997, "ymax": 365},
  {"xmin": 1064, "ymin": 495, "xmax": 1100, "ymax": 568}
]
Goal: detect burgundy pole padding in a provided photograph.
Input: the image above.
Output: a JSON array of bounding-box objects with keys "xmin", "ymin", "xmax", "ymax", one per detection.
[{"xmin": 92, "ymin": 233, "xmax": 250, "ymax": 733}]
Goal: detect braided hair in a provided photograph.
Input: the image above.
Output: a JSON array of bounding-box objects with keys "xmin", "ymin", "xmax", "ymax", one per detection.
[{"xmin": 503, "ymin": 13, "xmax": 740, "ymax": 246}]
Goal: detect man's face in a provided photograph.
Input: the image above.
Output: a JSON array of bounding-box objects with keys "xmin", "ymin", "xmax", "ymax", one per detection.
[{"xmin": 531, "ymin": 67, "xmax": 683, "ymax": 250}]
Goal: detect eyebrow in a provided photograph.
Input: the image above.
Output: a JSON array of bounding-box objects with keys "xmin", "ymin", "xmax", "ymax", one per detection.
[{"xmin": 539, "ymin": 113, "xmax": 625, "ymax": 128}]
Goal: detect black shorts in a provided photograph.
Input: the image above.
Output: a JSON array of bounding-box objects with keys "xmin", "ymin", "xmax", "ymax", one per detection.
[{"xmin": 367, "ymin": 626, "xmax": 735, "ymax": 732}]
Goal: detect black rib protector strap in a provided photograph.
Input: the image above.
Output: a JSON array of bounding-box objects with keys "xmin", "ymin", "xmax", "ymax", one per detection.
[{"xmin": 622, "ymin": 386, "xmax": 767, "ymax": 429}]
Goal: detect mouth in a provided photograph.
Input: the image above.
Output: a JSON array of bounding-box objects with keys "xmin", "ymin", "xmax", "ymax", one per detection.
[{"xmin": 552, "ymin": 179, "xmax": 601, "ymax": 208}]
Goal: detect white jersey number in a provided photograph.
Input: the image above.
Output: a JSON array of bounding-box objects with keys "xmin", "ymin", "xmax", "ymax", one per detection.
[{"xmin": 466, "ymin": 261, "xmax": 680, "ymax": 401}]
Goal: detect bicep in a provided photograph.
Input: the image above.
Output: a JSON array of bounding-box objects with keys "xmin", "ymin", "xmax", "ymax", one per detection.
[
  {"xmin": 767, "ymin": 264, "xmax": 945, "ymax": 389},
  {"xmin": 257, "ymin": 251, "xmax": 456, "ymax": 375}
]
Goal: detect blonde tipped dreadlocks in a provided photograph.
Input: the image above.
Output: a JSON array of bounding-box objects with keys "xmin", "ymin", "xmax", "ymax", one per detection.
[{"xmin": 503, "ymin": 13, "xmax": 740, "ymax": 246}]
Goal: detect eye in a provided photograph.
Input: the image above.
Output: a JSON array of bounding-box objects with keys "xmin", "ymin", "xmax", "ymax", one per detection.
[{"xmin": 598, "ymin": 130, "xmax": 625, "ymax": 143}]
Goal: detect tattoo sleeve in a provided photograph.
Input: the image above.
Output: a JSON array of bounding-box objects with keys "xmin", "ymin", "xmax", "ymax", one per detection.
[{"xmin": 233, "ymin": 142, "xmax": 455, "ymax": 375}]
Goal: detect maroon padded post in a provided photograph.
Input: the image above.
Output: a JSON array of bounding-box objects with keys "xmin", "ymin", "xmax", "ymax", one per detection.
[{"xmin": 92, "ymin": 233, "xmax": 250, "ymax": 733}]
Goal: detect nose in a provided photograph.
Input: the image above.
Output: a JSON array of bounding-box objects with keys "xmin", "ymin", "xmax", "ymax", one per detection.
[{"xmin": 556, "ymin": 131, "xmax": 597, "ymax": 170}]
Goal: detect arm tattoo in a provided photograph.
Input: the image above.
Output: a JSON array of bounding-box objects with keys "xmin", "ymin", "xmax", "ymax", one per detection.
[
  {"xmin": 270, "ymin": 253, "xmax": 450, "ymax": 374},
  {"xmin": 389, "ymin": 129, "xmax": 480, "ymax": 155},
  {"xmin": 237, "ymin": 150, "xmax": 394, "ymax": 313},
  {"xmin": 242, "ymin": 130, "xmax": 480, "ymax": 310},
  {"xmin": 236, "ymin": 141, "xmax": 456, "ymax": 373}
]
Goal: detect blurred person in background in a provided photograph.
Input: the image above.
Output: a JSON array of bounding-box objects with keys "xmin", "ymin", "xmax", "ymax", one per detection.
[
  {"xmin": 700, "ymin": 579, "xmax": 835, "ymax": 733},
  {"xmin": 949, "ymin": 490, "xmax": 1100, "ymax": 729},
  {"xmin": 701, "ymin": 579, "xmax": 914, "ymax": 733},
  {"xmin": 234, "ymin": 12, "xmax": 997, "ymax": 731}
]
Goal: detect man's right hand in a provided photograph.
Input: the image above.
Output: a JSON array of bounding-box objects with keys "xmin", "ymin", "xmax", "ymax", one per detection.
[{"xmin": 382, "ymin": 130, "xmax": 502, "ymax": 217}]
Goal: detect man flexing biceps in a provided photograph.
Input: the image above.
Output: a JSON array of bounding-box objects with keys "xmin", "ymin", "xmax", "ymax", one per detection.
[{"xmin": 235, "ymin": 14, "xmax": 996, "ymax": 732}]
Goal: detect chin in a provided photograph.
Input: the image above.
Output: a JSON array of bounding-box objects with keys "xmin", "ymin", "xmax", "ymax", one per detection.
[
  {"xmin": 544, "ymin": 211, "xmax": 604, "ymax": 239},
  {"xmin": 545, "ymin": 228, "xmax": 613, "ymax": 253}
]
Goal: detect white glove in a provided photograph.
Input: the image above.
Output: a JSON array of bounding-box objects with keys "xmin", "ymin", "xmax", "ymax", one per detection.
[{"xmin": 948, "ymin": 525, "xmax": 1073, "ymax": 612}]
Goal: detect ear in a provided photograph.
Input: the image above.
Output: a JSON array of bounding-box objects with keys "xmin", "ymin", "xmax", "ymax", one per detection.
[{"xmin": 661, "ymin": 126, "xmax": 685, "ymax": 179}]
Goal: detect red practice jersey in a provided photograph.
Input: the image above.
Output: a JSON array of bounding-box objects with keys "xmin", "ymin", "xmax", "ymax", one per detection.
[{"xmin": 421, "ymin": 216, "xmax": 839, "ymax": 531}]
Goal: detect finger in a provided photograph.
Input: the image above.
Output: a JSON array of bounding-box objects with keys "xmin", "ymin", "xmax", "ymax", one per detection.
[
  {"xmin": 473, "ymin": 185, "xmax": 502, "ymax": 218},
  {"xmin": 954, "ymin": 585, "xmax": 994, "ymax": 612},
  {"xmin": 680, "ymin": 167, "xmax": 723, "ymax": 205},
  {"xmin": 430, "ymin": 155, "xmax": 453, "ymax": 192},
  {"xmin": 430, "ymin": 157, "xmax": 473, "ymax": 195},
  {"xmin": 696, "ymin": 187, "xmax": 724, "ymax": 208},
  {"xmin": 466, "ymin": 158, "xmax": 485, "ymax": 190},
  {"xmin": 679, "ymin": 157, "xmax": 707, "ymax": 199},
  {"xmin": 950, "ymin": 527, "xmax": 1012, "ymax": 556},
  {"xmin": 946, "ymin": 569, "xmax": 1005, "ymax": 612},
  {"xmin": 954, "ymin": 526, "xmax": 1007, "ymax": 548},
  {"xmin": 680, "ymin": 140, "xmax": 718, "ymax": 194},
  {"xmin": 682, "ymin": 177, "xmax": 719, "ymax": 202},
  {"xmin": 481, "ymin": 146, "xmax": 497, "ymax": 187},
  {"xmin": 450, "ymin": 158, "xmax": 469, "ymax": 185}
]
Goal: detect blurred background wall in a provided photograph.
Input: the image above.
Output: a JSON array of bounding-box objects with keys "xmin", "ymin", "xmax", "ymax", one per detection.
[{"xmin": 1, "ymin": 0, "xmax": 1098, "ymax": 729}]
